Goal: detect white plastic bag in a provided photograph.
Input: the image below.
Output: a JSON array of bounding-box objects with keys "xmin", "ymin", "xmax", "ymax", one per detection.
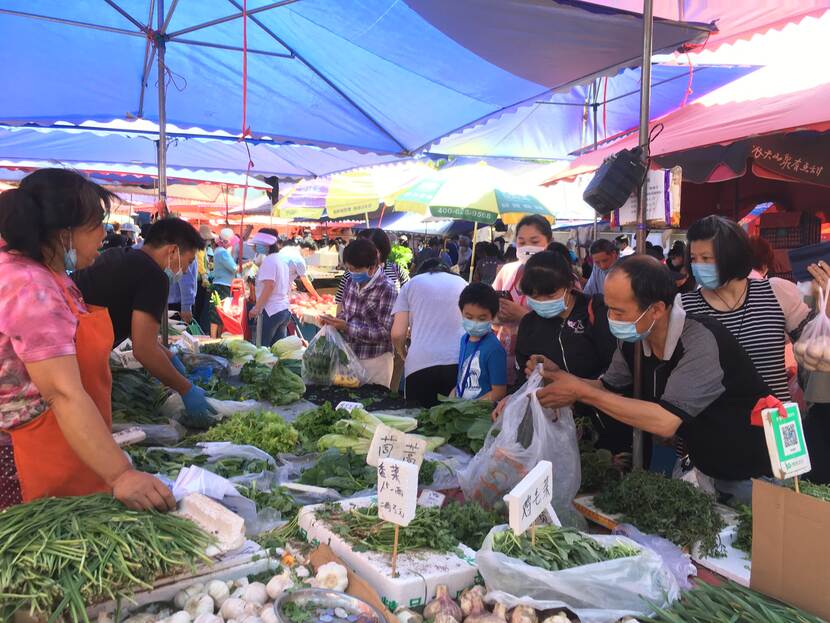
[
  {"xmin": 301, "ymin": 324, "xmax": 368, "ymax": 387},
  {"xmin": 794, "ymin": 285, "xmax": 830, "ymax": 371},
  {"xmin": 477, "ymin": 525, "xmax": 679, "ymax": 623},
  {"xmin": 459, "ymin": 368, "xmax": 580, "ymax": 524}
]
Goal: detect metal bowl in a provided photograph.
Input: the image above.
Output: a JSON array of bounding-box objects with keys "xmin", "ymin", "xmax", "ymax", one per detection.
[{"xmin": 275, "ymin": 588, "xmax": 384, "ymax": 623}]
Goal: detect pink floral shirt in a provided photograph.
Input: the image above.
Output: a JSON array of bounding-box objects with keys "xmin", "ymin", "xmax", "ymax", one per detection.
[{"xmin": 0, "ymin": 251, "xmax": 85, "ymax": 433}]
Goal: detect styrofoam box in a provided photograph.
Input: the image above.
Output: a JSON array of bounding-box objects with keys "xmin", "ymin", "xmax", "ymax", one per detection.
[
  {"xmin": 691, "ymin": 524, "xmax": 751, "ymax": 587},
  {"xmin": 298, "ymin": 496, "xmax": 478, "ymax": 612}
]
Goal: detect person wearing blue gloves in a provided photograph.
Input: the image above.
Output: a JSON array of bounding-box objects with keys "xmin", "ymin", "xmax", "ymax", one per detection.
[{"xmin": 72, "ymin": 218, "xmax": 216, "ymax": 428}]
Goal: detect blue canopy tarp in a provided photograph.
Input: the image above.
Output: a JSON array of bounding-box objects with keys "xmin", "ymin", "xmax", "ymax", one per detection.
[
  {"xmin": 428, "ymin": 63, "xmax": 759, "ymax": 159},
  {"xmin": 0, "ymin": 0, "xmax": 712, "ymax": 154}
]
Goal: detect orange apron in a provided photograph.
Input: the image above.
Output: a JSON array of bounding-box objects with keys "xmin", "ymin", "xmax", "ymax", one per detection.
[{"xmin": 9, "ymin": 275, "xmax": 115, "ymax": 501}]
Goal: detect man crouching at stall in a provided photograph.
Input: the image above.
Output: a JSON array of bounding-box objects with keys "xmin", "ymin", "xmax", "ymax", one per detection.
[{"xmin": 529, "ymin": 255, "xmax": 773, "ymax": 506}]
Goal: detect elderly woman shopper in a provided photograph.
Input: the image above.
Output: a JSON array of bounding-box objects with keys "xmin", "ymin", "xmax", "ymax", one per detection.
[
  {"xmin": 0, "ymin": 169, "xmax": 175, "ymax": 511},
  {"xmin": 321, "ymin": 239, "xmax": 398, "ymax": 388}
]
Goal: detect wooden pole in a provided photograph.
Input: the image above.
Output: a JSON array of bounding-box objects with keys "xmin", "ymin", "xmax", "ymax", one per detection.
[
  {"xmin": 795, "ymin": 475, "xmax": 801, "ymax": 494},
  {"xmin": 468, "ymin": 221, "xmax": 479, "ymax": 281},
  {"xmin": 391, "ymin": 524, "xmax": 400, "ymax": 577},
  {"xmin": 531, "ymin": 525, "xmax": 537, "ymax": 547}
]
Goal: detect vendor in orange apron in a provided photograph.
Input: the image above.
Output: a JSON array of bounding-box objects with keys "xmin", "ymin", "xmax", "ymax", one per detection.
[{"xmin": 9, "ymin": 277, "xmax": 116, "ymax": 499}]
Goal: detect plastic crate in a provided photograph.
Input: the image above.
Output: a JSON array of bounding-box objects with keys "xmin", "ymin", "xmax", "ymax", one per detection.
[{"xmin": 760, "ymin": 211, "xmax": 821, "ymax": 249}]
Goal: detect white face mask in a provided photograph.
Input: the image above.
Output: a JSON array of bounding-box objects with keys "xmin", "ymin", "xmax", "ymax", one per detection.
[{"xmin": 517, "ymin": 245, "xmax": 546, "ymax": 264}]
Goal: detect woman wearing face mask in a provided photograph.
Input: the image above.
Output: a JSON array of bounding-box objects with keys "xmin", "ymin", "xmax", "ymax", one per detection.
[
  {"xmin": 0, "ymin": 169, "xmax": 176, "ymax": 511},
  {"xmin": 320, "ymin": 239, "xmax": 398, "ymax": 388},
  {"xmin": 491, "ymin": 214, "xmax": 554, "ymax": 385},
  {"xmin": 679, "ymin": 215, "xmax": 812, "ymax": 403},
  {"xmin": 247, "ymin": 231, "xmax": 292, "ymax": 346}
]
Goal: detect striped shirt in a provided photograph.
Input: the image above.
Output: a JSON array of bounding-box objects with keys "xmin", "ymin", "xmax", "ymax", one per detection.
[
  {"xmin": 334, "ymin": 260, "xmax": 409, "ymax": 303},
  {"xmin": 679, "ymin": 278, "xmax": 811, "ymax": 401}
]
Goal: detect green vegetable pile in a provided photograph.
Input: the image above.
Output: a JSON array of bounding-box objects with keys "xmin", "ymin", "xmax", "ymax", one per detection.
[
  {"xmin": 198, "ymin": 341, "xmax": 234, "ymax": 360},
  {"xmin": 111, "ymin": 366, "xmax": 171, "ymax": 424},
  {"xmin": 793, "ymin": 479, "xmax": 830, "ymax": 501},
  {"xmin": 642, "ymin": 580, "xmax": 825, "ymax": 623},
  {"xmin": 192, "ymin": 410, "xmax": 299, "ymax": 457},
  {"xmin": 236, "ymin": 482, "xmax": 298, "ymax": 519},
  {"xmin": 579, "ymin": 446, "xmax": 623, "ymax": 493},
  {"xmin": 733, "ymin": 505, "xmax": 753, "ymax": 554},
  {"xmin": 302, "ymin": 333, "xmax": 348, "ymax": 385},
  {"xmin": 0, "ymin": 494, "xmax": 212, "ymax": 623},
  {"xmin": 492, "ymin": 525, "xmax": 639, "ymax": 571},
  {"xmin": 127, "ymin": 446, "xmax": 271, "ymax": 479},
  {"xmin": 316, "ymin": 503, "xmax": 460, "ymax": 554},
  {"xmin": 316, "ymin": 407, "xmax": 443, "ymax": 455},
  {"xmin": 594, "ymin": 470, "xmax": 726, "ymax": 557},
  {"xmin": 293, "ymin": 402, "xmax": 351, "ymax": 452},
  {"xmin": 439, "ymin": 501, "xmax": 505, "ymax": 550},
  {"xmin": 417, "ymin": 398, "xmax": 495, "ymax": 453},
  {"xmin": 299, "ymin": 449, "xmax": 378, "ymax": 495},
  {"xmin": 198, "ymin": 361, "xmax": 305, "ymax": 405}
]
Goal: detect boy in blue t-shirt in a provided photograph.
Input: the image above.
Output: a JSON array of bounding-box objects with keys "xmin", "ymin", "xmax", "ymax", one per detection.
[{"xmin": 453, "ymin": 283, "xmax": 507, "ymax": 401}]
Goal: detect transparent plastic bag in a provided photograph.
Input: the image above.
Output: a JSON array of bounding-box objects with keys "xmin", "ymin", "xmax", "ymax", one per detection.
[
  {"xmin": 112, "ymin": 420, "xmax": 185, "ymax": 446},
  {"xmin": 478, "ymin": 525, "xmax": 680, "ymax": 623},
  {"xmin": 794, "ymin": 285, "xmax": 830, "ymax": 371},
  {"xmin": 459, "ymin": 368, "xmax": 581, "ymax": 524},
  {"xmin": 612, "ymin": 523, "xmax": 696, "ymax": 591},
  {"xmin": 301, "ymin": 324, "xmax": 368, "ymax": 387}
]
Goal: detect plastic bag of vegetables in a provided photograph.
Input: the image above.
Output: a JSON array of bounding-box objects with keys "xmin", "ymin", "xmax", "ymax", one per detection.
[
  {"xmin": 301, "ymin": 324, "xmax": 368, "ymax": 388},
  {"xmin": 794, "ymin": 285, "xmax": 830, "ymax": 371},
  {"xmin": 477, "ymin": 525, "xmax": 679, "ymax": 623}
]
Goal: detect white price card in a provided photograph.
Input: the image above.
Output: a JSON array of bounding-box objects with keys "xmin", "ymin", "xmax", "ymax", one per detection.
[
  {"xmin": 417, "ymin": 489, "xmax": 446, "ymax": 508},
  {"xmin": 761, "ymin": 402, "xmax": 812, "ymax": 479},
  {"xmin": 377, "ymin": 458, "xmax": 418, "ymax": 526},
  {"xmin": 335, "ymin": 401, "xmax": 364, "ymax": 413},
  {"xmin": 398, "ymin": 435, "xmax": 427, "ymax": 468},
  {"xmin": 503, "ymin": 460, "xmax": 559, "ymax": 535},
  {"xmin": 367, "ymin": 424, "xmax": 404, "ymax": 467}
]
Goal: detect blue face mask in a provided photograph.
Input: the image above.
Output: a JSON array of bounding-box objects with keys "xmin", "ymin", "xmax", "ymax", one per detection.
[
  {"xmin": 608, "ymin": 306, "xmax": 655, "ymax": 343},
  {"xmin": 691, "ymin": 262, "xmax": 721, "ymax": 290},
  {"xmin": 165, "ymin": 248, "xmax": 183, "ymax": 285},
  {"xmin": 527, "ymin": 294, "xmax": 567, "ymax": 319},
  {"xmin": 254, "ymin": 243, "xmax": 270, "ymax": 255},
  {"xmin": 462, "ymin": 318, "xmax": 492, "ymax": 337},
  {"xmin": 351, "ymin": 270, "xmax": 371, "ymax": 284}
]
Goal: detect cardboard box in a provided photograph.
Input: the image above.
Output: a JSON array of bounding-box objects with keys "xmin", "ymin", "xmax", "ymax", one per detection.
[{"xmin": 750, "ymin": 479, "xmax": 830, "ymax": 619}]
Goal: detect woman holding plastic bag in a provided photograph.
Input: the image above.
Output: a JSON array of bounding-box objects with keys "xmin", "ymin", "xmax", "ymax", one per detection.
[{"xmin": 320, "ymin": 239, "xmax": 397, "ymax": 388}]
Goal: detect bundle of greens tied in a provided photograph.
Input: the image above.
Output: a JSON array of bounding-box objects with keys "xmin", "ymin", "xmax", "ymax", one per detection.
[
  {"xmin": 0, "ymin": 494, "xmax": 212, "ymax": 623},
  {"xmin": 492, "ymin": 525, "xmax": 639, "ymax": 571},
  {"xmin": 197, "ymin": 360, "xmax": 305, "ymax": 406},
  {"xmin": 127, "ymin": 446, "xmax": 271, "ymax": 480},
  {"xmin": 594, "ymin": 470, "xmax": 726, "ymax": 557},
  {"xmin": 110, "ymin": 365, "xmax": 171, "ymax": 424},
  {"xmin": 416, "ymin": 398, "xmax": 495, "ymax": 453}
]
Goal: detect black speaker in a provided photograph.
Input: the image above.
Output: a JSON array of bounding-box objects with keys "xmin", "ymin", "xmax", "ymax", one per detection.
[{"xmin": 582, "ymin": 147, "xmax": 646, "ymax": 216}]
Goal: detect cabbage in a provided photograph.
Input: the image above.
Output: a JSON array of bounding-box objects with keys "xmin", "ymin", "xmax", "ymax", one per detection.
[{"xmin": 272, "ymin": 336, "xmax": 305, "ymax": 360}]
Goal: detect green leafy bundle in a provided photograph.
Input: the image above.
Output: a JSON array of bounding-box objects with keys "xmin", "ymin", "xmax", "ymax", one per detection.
[
  {"xmin": 192, "ymin": 410, "xmax": 299, "ymax": 457},
  {"xmin": 439, "ymin": 501, "xmax": 505, "ymax": 549},
  {"xmin": 236, "ymin": 482, "xmax": 298, "ymax": 519},
  {"xmin": 794, "ymin": 479, "xmax": 830, "ymax": 502},
  {"xmin": 579, "ymin": 447, "xmax": 623, "ymax": 493},
  {"xmin": 594, "ymin": 470, "xmax": 725, "ymax": 557},
  {"xmin": 199, "ymin": 361, "xmax": 305, "ymax": 405},
  {"xmin": 642, "ymin": 581, "xmax": 825, "ymax": 623},
  {"xmin": 293, "ymin": 402, "xmax": 351, "ymax": 452},
  {"xmin": 0, "ymin": 494, "xmax": 212, "ymax": 623},
  {"xmin": 127, "ymin": 447, "xmax": 271, "ymax": 479},
  {"xmin": 199, "ymin": 341, "xmax": 234, "ymax": 359},
  {"xmin": 299, "ymin": 449, "xmax": 378, "ymax": 495},
  {"xmin": 111, "ymin": 366, "xmax": 171, "ymax": 424},
  {"xmin": 417, "ymin": 398, "xmax": 495, "ymax": 453},
  {"xmin": 733, "ymin": 505, "xmax": 752, "ymax": 554},
  {"xmin": 492, "ymin": 525, "xmax": 639, "ymax": 571}
]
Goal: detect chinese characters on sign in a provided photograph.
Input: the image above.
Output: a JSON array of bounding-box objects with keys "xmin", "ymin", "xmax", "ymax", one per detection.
[
  {"xmin": 750, "ymin": 145, "xmax": 824, "ymax": 178},
  {"xmin": 367, "ymin": 424, "xmax": 427, "ymax": 467},
  {"xmin": 503, "ymin": 460, "xmax": 560, "ymax": 535},
  {"xmin": 377, "ymin": 458, "xmax": 418, "ymax": 526}
]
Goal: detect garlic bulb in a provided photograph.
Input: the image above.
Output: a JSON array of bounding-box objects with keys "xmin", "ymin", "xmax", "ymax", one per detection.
[
  {"xmin": 460, "ymin": 586, "xmax": 486, "ymax": 617},
  {"xmin": 433, "ymin": 615, "xmax": 459, "ymax": 623},
  {"xmin": 220, "ymin": 597, "xmax": 247, "ymax": 620},
  {"xmin": 509, "ymin": 605, "xmax": 537, "ymax": 623},
  {"xmin": 266, "ymin": 573, "xmax": 294, "ymax": 600},
  {"xmin": 260, "ymin": 605, "xmax": 279, "ymax": 623},
  {"xmin": 463, "ymin": 594, "xmax": 505, "ymax": 623},
  {"xmin": 194, "ymin": 616, "xmax": 223, "ymax": 623},
  {"xmin": 185, "ymin": 595, "xmax": 214, "ymax": 618},
  {"xmin": 424, "ymin": 585, "xmax": 463, "ymax": 622},
  {"xmin": 492, "ymin": 604, "xmax": 508, "ymax": 621},
  {"xmin": 313, "ymin": 562, "xmax": 349, "ymax": 592},
  {"xmin": 167, "ymin": 612, "xmax": 192, "ymax": 623},
  {"xmin": 541, "ymin": 614, "xmax": 570, "ymax": 623},
  {"xmin": 207, "ymin": 580, "xmax": 230, "ymax": 607},
  {"xmin": 243, "ymin": 582, "xmax": 268, "ymax": 606}
]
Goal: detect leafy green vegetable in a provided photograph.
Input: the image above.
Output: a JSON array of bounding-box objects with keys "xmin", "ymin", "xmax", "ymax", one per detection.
[
  {"xmin": 595, "ymin": 470, "xmax": 725, "ymax": 558},
  {"xmin": 389, "ymin": 244, "xmax": 413, "ymax": 272},
  {"xmin": 111, "ymin": 365, "xmax": 171, "ymax": 424},
  {"xmin": 302, "ymin": 334, "xmax": 349, "ymax": 385},
  {"xmin": 793, "ymin": 479, "xmax": 830, "ymax": 501},
  {"xmin": 199, "ymin": 341, "xmax": 234, "ymax": 360},
  {"xmin": 127, "ymin": 446, "xmax": 271, "ymax": 479},
  {"xmin": 439, "ymin": 501, "xmax": 505, "ymax": 549},
  {"xmin": 579, "ymin": 447, "xmax": 623, "ymax": 493},
  {"xmin": 734, "ymin": 504, "xmax": 752, "ymax": 555},
  {"xmin": 236, "ymin": 482, "xmax": 298, "ymax": 519},
  {"xmin": 299, "ymin": 449, "xmax": 378, "ymax": 495},
  {"xmin": 417, "ymin": 398, "xmax": 495, "ymax": 453},
  {"xmin": 192, "ymin": 410, "xmax": 299, "ymax": 457},
  {"xmin": 198, "ymin": 361, "xmax": 305, "ymax": 405},
  {"xmin": 493, "ymin": 525, "xmax": 639, "ymax": 571},
  {"xmin": 293, "ymin": 402, "xmax": 351, "ymax": 452}
]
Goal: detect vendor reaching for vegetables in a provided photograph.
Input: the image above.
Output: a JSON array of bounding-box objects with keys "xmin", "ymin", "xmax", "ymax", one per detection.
[
  {"xmin": 320, "ymin": 238, "xmax": 397, "ymax": 388},
  {"xmin": 530, "ymin": 256, "xmax": 774, "ymax": 505},
  {"xmin": 72, "ymin": 217, "xmax": 217, "ymax": 428},
  {"xmin": 0, "ymin": 169, "xmax": 175, "ymax": 511}
]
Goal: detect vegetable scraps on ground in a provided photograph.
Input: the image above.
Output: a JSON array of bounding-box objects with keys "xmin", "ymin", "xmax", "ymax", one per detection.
[
  {"xmin": 492, "ymin": 526, "xmax": 639, "ymax": 572},
  {"xmin": 111, "ymin": 365, "xmax": 171, "ymax": 424},
  {"xmin": 127, "ymin": 447, "xmax": 271, "ymax": 480},
  {"xmin": 416, "ymin": 398, "xmax": 495, "ymax": 453},
  {"xmin": 192, "ymin": 410, "xmax": 299, "ymax": 457},
  {"xmin": 0, "ymin": 494, "xmax": 212, "ymax": 623},
  {"xmin": 642, "ymin": 580, "xmax": 825, "ymax": 623},
  {"xmin": 594, "ymin": 470, "xmax": 726, "ymax": 558}
]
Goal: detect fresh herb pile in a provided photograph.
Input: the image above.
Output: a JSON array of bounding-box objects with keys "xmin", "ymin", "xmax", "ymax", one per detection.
[
  {"xmin": 293, "ymin": 402, "xmax": 351, "ymax": 452},
  {"xmin": 316, "ymin": 503, "xmax": 460, "ymax": 553},
  {"xmin": 793, "ymin": 479, "xmax": 830, "ymax": 501},
  {"xmin": 594, "ymin": 470, "xmax": 726, "ymax": 558},
  {"xmin": 111, "ymin": 366, "xmax": 171, "ymax": 424},
  {"xmin": 198, "ymin": 361, "xmax": 305, "ymax": 405},
  {"xmin": 439, "ymin": 501, "xmax": 505, "ymax": 550},
  {"xmin": 127, "ymin": 446, "xmax": 271, "ymax": 479},
  {"xmin": 733, "ymin": 505, "xmax": 753, "ymax": 554},
  {"xmin": 492, "ymin": 525, "xmax": 639, "ymax": 571},
  {"xmin": 191, "ymin": 410, "xmax": 299, "ymax": 457},
  {"xmin": 642, "ymin": 580, "xmax": 825, "ymax": 623},
  {"xmin": 0, "ymin": 494, "xmax": 212, "ymax": 623},
  {"xmin": 255, "ymin": 515, "xmax": 301, "ymax": 552},
  {"xmin": 579, "ymin": 447, "xmax": 623, "ymax": 493},
  {"xmin": 236, "ymin": 482, "xmax": 298, "ymax": 519},
  {"xmin": 416, "ymin": 398, "xmax": 495, "ymax": 453}
]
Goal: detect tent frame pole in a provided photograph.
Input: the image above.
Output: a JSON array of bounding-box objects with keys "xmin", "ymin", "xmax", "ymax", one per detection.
[
  {"xmin": 632, "ymin": 0, "xmax": 655, "ymax": 470},
  {"xmin": 156, "ymin": 0, "xmax": 169, "ymax": 217}
]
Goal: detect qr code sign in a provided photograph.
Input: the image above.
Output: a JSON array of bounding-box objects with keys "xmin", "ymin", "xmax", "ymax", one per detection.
[{"xmin": 780, "ymin": 421, "xmax": 801, "ymax": 455}]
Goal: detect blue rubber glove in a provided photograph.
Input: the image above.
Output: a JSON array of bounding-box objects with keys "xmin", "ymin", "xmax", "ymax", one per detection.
[
  {"xmin": 170, "ymin": 353, "xmax": 187, "ymax": 376},
  {"xmin": 180, "ymin": 385, "xmax": 218, "ymax": 429}
]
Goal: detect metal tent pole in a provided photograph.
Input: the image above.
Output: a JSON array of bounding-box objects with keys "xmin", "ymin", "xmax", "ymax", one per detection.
[
  {"xmin": 631, "ymin": 0, "xmax": 655, "ymax": 470},
  {"xmin": 156, "ymin": 0, "xmax": 169, "ymax": 218}
]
